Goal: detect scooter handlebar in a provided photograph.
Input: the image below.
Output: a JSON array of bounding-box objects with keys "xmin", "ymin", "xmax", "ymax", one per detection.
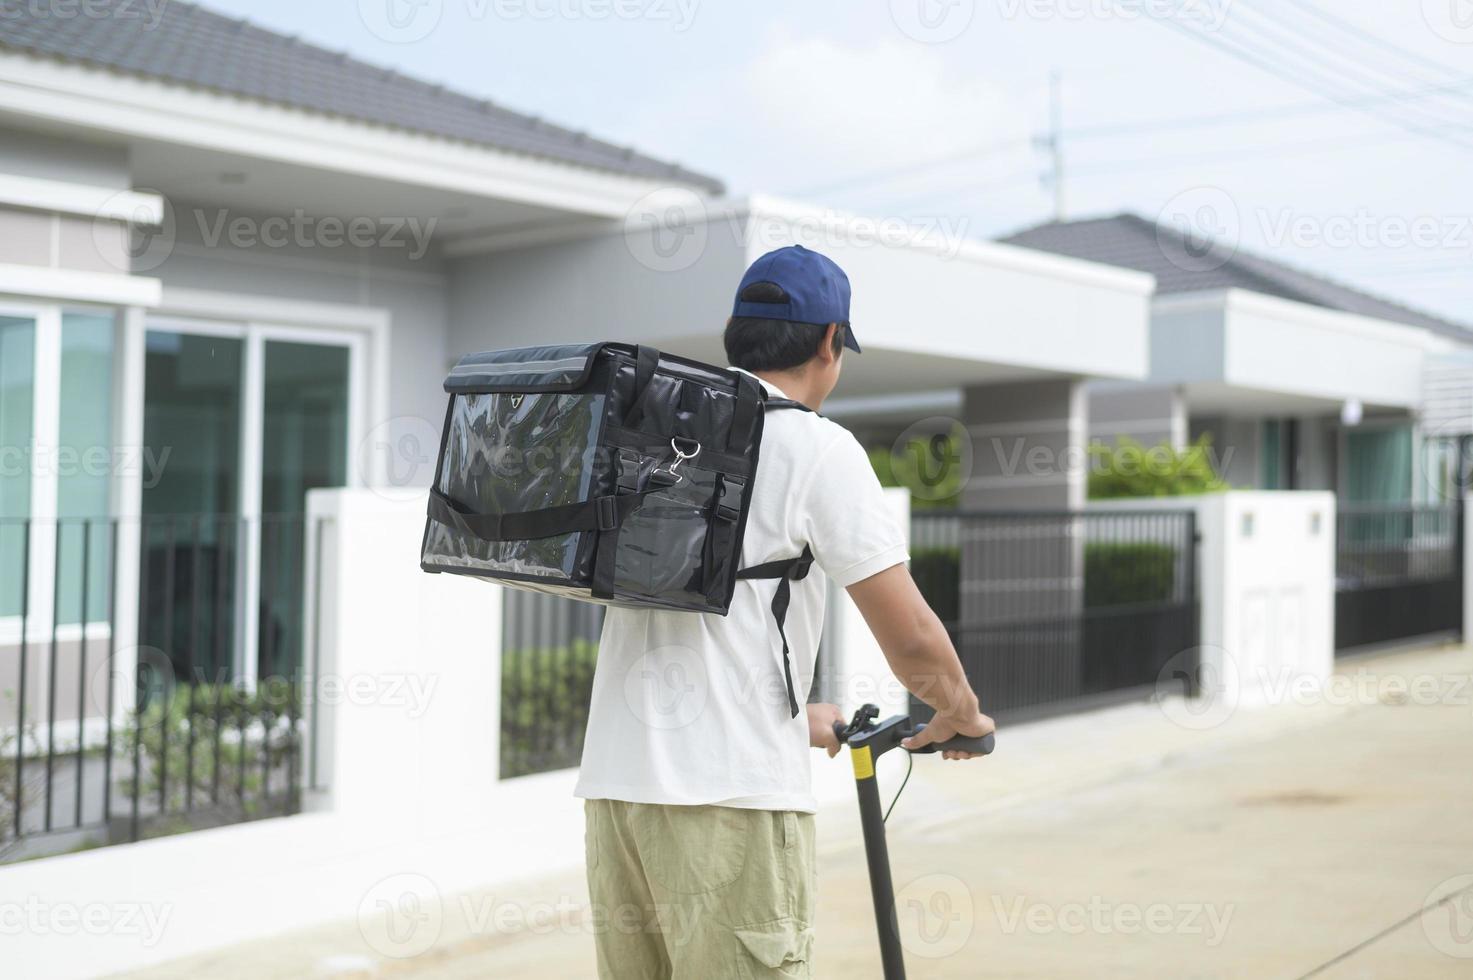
[
  {"xmin": 832, "ymin": 713, "xmax": 997, "ymax": 757},
  {"xmin": 905, "ymin": 725, "xmax": 995, "ymax": 756}
]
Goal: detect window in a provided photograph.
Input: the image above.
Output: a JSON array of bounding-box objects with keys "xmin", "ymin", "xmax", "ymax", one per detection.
[
  {"xmin": 57, "ymin": 312, "xmax": 116, "ymax": 625},
  {"xmin": 1345, "ymin": 426, "xmax": 1413, "ymax": 503},
  {"xmin": 0, "ymin": 315, "xmax": 35, "ymax": 617},
  {"xmin": 1260, "ymin": 419, "xmax": 1283, "ymax": 490}
]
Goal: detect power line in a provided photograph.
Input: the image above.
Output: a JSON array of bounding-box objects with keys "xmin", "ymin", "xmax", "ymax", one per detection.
[
  {"xmin": 1070, "ymin": 127, "xmax": 1430, "ymax": 179},
  {"xmin": 787, "ymin": 137, "xmax": 1030, "ymax": 198},
  {"xmin": 1067, "ymin": 76, "xmax": 1473, "ymax": 140},
  {"xmin": 863, "ymin": 168, "xmax": 1045, "ymax": 213},
  {"xmin": 1269, "ymin": 0, "xmax": 1470, "ymax": 83},
  {"xmin": 1225, "ymin": 2, "xmax": 1473, "ymax": 132},
  {"xmin": 1137, "ymin": 7, "xmax": 1473, "ymax": 150}
]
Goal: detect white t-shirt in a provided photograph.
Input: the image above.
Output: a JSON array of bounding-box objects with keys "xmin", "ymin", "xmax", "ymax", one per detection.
[{"xmin": 573, "ymin": 370, "xmax": 909, "ymax": 813}]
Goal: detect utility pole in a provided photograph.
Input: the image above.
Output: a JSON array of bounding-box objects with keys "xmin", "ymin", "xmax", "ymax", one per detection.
[{"xmin": 1048, "ymin": 69, "xmax": 1065, "ymax": 221}]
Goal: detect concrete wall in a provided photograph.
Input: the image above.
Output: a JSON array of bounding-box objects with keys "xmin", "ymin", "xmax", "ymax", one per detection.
[
  {"xmin": 1095, "ymin": 491, "xmax": 1337, "ymax": 714},
  {"xmin": 446, "ymin": 215, "xmax": 748, "ymax": 365},
  {"xmin": 151, "ymin": 201, "xmax": 451, "ymax": 434},
  {"xmin": 1088, "ymin": 383, "xmax": 1186, "ymax": 450},
  {"xmin": 0, "ymin": 130, "xmax": 135, "ymax": 276},
  {"xmin": 1191, "ymin": 415, "xmax": 1261, "ymax": 489},
  {"xmin": 0, "ymin": 129, "xmax": 131, "ymax": 188},
  {"xmin": 962, "ymin": 378, "xmax": 1086, "ymax": 511},
  {"xmin": 1152, "ymin": 291, "xmax": 1445, "ymax": 410},
  {"xmin": 447, "ymin": 199, "xmax": 1155, "ymax": 388}
]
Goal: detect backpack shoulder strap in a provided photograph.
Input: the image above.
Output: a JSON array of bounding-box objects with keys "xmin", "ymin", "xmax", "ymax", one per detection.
[
  {"xmin": 763, "ymin": 397, "xmax": 811, "ymax": 414},
  {"xmin": 737, "ymin": 546, "xmax": 815, "ymax": 719}
]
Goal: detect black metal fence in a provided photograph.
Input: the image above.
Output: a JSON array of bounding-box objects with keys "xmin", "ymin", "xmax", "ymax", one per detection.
[
  {"xmin": 497, "ymin": 584, "xmax": 843, "ymax": 779},
  {"xmin": 1335, "ymin": 503, "xmax": 1464, "ymax": 654},
  {"xmin": 911, "ymin": 509, "xmax": 1199, "ymax": 721},
  {"xmin": 1, "ymin": 516, "xmax": 304, "ymax": 865},
  {"xmin": 499, "ymin": 589, "xmax": 603, "ymax": 779}
]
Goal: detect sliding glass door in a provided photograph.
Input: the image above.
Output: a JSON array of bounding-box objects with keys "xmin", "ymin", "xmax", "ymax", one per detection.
[
  {"xmin": 141, "ymin": 320, "xmax": 358, "ymax": 684},
  {"xmin": 258, "ymin": 340, "xmax": 350, "ymax": 680},
  {"xmin": 140, "ymin": 329, "xmax": 244, "ymax": 682}
]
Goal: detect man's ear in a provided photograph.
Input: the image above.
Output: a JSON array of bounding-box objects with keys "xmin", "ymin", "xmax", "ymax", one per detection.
[{"xmin": 820, "ymin": 323, "xmax": 842, "ymax": 364}]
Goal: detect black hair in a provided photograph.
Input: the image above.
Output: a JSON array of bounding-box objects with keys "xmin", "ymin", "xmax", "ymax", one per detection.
[{"xmin": 723, "ymin": 281, "xmax": 845, "ymax": 372}]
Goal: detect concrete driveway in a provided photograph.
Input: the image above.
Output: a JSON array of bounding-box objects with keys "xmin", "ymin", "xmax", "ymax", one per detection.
[{"xmin": 120, "ymin": 642, "xmax": 1473, "ymax": 979}]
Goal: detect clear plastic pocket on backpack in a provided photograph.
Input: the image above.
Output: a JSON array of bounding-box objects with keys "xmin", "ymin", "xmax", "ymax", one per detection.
[{"xmin": 424, "ymin": 389, "xmax": 604, "ymax": 579}]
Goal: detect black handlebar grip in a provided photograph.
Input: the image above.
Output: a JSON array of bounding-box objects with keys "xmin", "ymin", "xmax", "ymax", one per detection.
[{"xmin": 907, "ymin": 726, "xmax": 996, "ymax": 756}]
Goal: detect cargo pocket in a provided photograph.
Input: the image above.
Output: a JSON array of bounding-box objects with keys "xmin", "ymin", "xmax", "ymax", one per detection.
[{"xmin": 734, "ymin": 917, "xmax": 813, "ymax": 978}]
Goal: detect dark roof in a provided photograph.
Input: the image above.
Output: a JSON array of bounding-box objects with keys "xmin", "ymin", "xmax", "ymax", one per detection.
[
  {"xmin": 0, "ymin": 0, "xmax": 723, "ymax": 193},
  {"xmin": 1002, "ymin": 213, "xmax": 1472, "ymax": 341}
]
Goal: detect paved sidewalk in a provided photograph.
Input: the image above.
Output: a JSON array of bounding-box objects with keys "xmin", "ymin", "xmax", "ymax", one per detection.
[{"xmin": 119, "ymin": 642, "xmax": 1473, "ymax": 979}]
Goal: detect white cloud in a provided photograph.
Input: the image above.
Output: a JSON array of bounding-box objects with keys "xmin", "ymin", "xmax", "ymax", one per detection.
[{"xmin": 624, "ymin": 32, "xmax": 1035, "ymax": 206}]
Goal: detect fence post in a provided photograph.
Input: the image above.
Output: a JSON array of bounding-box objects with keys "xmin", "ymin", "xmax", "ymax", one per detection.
[{"xmin": 308, "ymin": 489, "xmax": 503, "ymax": 830}]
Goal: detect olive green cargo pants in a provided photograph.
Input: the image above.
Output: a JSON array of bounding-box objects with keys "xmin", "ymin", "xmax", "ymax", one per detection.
[{"xmin": 583, "ymin": 799, "xmax": 817, "ymax": 979}]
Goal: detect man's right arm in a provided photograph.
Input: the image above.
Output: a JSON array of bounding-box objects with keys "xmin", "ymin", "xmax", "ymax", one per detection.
[{"xmin": 846, "ymin": 563, "xmax": 995, "ymax": 756}]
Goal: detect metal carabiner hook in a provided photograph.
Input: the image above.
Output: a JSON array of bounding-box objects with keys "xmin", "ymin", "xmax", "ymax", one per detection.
[{"xmin": 666, "ymin": 438, "xmax": 701, "ymax": 478}]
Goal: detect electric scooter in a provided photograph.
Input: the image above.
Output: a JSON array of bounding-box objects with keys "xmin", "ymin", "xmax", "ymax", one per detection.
[{"xmin": 833, "ymin": 704, "xmax": 996, "ymax": 980}]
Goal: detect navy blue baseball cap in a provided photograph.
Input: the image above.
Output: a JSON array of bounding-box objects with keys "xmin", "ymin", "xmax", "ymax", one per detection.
[{"xmin": 732, "ymin": 245, "xmax": 861, "ymax": 352}]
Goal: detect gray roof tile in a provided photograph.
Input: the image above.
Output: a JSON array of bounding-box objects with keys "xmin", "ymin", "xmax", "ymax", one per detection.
[
  {"xmin": 1002, "ymin": 213, "xmax": 1471, "ymax": 341},
  {"xmin": 0, "ymin": 0, "xmax": 723, "ymax": 193}
]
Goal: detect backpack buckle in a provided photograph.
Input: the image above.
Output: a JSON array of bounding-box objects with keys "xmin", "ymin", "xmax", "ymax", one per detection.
[{"xmin": 596, "ymin": 495, "xmax": 620, "ymax": 531}]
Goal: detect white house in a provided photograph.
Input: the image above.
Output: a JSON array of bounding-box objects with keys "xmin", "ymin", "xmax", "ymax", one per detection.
[
  {"xmin": 0, "ymin": 4, "xmax": 1437, "ymax": 976},
  {"xmin": 1001, "ymin": 213, "xmax": 1473, "ymax": 503},
  {"xmin": 0, "ymin": 0, "xmax": 1154, "ymax": 857}
]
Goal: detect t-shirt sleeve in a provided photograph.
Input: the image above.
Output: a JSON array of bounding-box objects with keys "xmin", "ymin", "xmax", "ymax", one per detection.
[{"xmin": 799, "ymin": 430, "xmax": 910, "ymax": 587}]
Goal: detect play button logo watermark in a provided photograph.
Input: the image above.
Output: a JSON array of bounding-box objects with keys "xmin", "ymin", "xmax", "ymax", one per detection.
[
  {"xmin": 890, "ymin": 0, "xmax": 976, "ymax": 43},
  {"xmin": 357, "ymin": 873, "xmax": 443, "ymax": 959},
  {"xmin": 623, "ymin": 645, "xmax": 709, "ymax": 730},
  {"xmin": 1154, "ymin": 646, "xmax": 1241, "ymax": 731},
  {"xmin": 359, "ymin": 0, "xmax": 445, "ymax": 43},
  {"xmin": 623, "ymin": 187, "xmax": 709, "ymax": 273},
  {"xmin": 1422, "ymin": 874, "xmax": 1473, "ymax": 958},
  {"xmin": 1424, "ymin": 0, "xmax": 1473, "ymax": 43}
]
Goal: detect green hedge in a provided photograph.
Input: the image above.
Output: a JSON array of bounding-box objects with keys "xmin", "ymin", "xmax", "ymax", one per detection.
[
  {"xmin": 1083, "ymin": 542, "xmax": 1178, "ymax": 607},
  {"xmin": 499, "ymin": 638, "xmax": 598, "ymax": 778},
  {"xmin": 909, "ymin": 542, "xmax": 1179, "ymax": 616},
  {"xmin": 910, "ymin": 548, "xmax": 961, "ymax": 624}
]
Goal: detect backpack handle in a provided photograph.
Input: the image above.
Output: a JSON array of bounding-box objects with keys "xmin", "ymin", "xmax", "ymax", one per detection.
[{"xmin": 623, "ymin": 345, "xmax": 661, "ymax": 428}]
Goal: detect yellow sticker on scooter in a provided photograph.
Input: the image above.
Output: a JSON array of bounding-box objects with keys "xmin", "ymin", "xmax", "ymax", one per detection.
[{"xmin": 851, "ymin": 745, "xmax": 874, "ymax": 780}]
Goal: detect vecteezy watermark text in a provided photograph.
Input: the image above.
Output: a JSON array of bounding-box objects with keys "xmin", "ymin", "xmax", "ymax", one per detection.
[{"xmin": 0, "ymin": 898, "xmax": 173, "ymax": 947}]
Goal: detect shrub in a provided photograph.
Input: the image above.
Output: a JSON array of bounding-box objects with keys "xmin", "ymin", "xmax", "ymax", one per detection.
[
  {"xmin": 1083, "ymin": 542, "xmax": 1179, "ymax": 607},
  {"xmin": 906, "ymin": 543, "xmax": 1180, "ymax": 616},
  {"xmin": 119, "ymin": 680, "xmax": 300, "ymax": 823},
  {"xmin": 499, "ymin": 638, "xmax": 599, "ymax": 778},
  {"xmin": 1088, "ymin": 435, "xmax": 1228, "ymax": 499},
  {"xmin": 909, "ymin": 547, "xmax": 960, "ymax": 624}
]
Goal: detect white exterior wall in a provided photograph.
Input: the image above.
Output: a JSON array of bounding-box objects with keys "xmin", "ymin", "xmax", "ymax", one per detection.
[
  {"xmin": 1095, "ymin": 492, "xmax": 1336, "ymax": 711},
  {"xmin": 1153, "ymin": 290, "xmax": 1451, "ymax": 409},
  {"xmin": 447, "ymin": 198, "xmax": 1154, "ymax": 388},
  {"xmin": 151, "ymin": 207, "xmax": 451, "ymax": 434},
  {"xmin": 447, "ymin": 209, "xmax": 748, "ymax": 363}
]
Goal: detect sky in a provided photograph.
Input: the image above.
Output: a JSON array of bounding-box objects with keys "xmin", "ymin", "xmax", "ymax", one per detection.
[{"xmin": 200, "ymin": 0, "xmax": 1472, "ymax": 324}]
